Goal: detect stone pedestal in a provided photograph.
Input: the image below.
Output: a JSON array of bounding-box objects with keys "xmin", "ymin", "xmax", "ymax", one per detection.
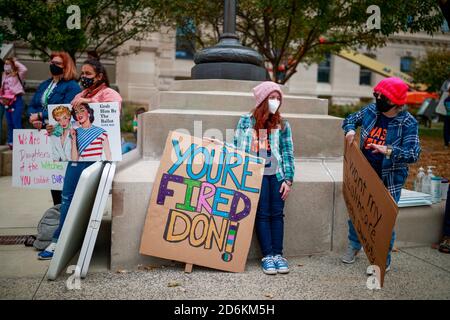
[
  {"xmin": 111, "ymin": 79, "xmax": 347, "ymax": 270},
  {"xmin": 110, "ymin": 79, "xmax": 444, "ymax": 271}
]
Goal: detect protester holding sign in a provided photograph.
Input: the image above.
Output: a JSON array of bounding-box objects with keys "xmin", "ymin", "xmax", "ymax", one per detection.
[
  {"xmin": 1, "ymin": 57, "xmax": 27, "ymax": 149},
  {"xmin": 27, "ymin": 51, "xmax": 81, "ymax": 206},
  {"xmin": 341, "ymin": 77, "xmax": 421, "ymax": 271},
  {"xmin": 233, "ymin": 81, "xmax": 295, "ymax": 275},
  {"xmin": 70, "ymin": 103, "xmax": 112, "ymax": 161},
  {"xmin": 38, "ymin": 59, "xmax": 121, "ymax": 260}
]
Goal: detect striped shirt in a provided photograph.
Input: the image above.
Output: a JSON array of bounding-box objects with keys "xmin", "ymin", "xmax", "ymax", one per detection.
[
  {"xmin": 79, "ymin": 132, "xmax": 108, "ymax": 160},
  {"xmin": 76, "ymin": 126, "xmax": 107, "ymax": 161}
]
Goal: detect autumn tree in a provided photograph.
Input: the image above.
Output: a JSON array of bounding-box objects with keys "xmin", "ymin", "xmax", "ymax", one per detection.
[
  {"xmin": 158, "ymin": 0, "xmax": 445, "ymax": 83},
  {"xmin": 0, "ymin": 0, "xmax": 163, "ymax": 61},
  {"xmin": 412, "ymin": 48, "xmax": 450, "ymax": 92}
]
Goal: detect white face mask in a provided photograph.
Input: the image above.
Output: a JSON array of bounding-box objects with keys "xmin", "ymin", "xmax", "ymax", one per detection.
[
  {"xmin": 268, "ymin": 98, "xmax": 280, "ymax": 114},
  {"xmin": 4, "ymin": 65, "xmax": 12, "ymax": 73}
]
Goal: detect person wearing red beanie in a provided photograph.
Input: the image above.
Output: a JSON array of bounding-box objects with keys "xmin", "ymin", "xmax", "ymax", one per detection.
[
  {"xmin": 233, "ymin": 81, "xmax": 295, "ymax": 275},
  {"xmin": 341, "ymin": 77, "xmax": 421, "ymax": 273}
]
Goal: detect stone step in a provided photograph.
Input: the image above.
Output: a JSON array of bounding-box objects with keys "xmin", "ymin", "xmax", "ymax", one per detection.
[
  {"xmin": 169, "ymin": 79, "xmax": 289, "ymax": 93},
  {"xmin": 141, "ymin": 109, "xmax": 344, "ymax": 159},
  {"xmin": 111, "ymin": 157, "xmax": 444, "ymax": 270},
  {"xmin": 155, "ymin": 91, "xmax": 328, "ymax": 115}
]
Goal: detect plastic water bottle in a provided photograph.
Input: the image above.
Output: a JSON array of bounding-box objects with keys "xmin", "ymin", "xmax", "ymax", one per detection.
[
  {"xmin": 422, "ymin": 166, "xmax": 435, "ymax": 195},
  {"xmin": 414, "ymin": 167, "xmax": 425, "ymax": 192},
  {"xmin": 431, "ymin": 176, "xmax": 442, "ymax": 203}
]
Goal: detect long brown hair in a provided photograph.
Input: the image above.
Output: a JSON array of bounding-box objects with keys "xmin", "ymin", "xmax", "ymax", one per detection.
[
  {"xmin": 252, "ymin": 99, "xmax": 284, "ymax": 138},
  {"xmin": 50, "ymin": 51, "xmax": 77, "ymax": 81},
  {"xmin": 3, "ymin": 58, "xmax": 18, "ymax": 76}
]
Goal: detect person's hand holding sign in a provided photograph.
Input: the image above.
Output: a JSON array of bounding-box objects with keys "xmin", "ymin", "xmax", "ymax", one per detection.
[
  {"xmin": 32, "ymin": 121, "xmax": 43, "ymax": 130},
  {"xmin": 367, "ymin": 143, "xmax": 387, "ymax": 155},
  {"xmin": 46, "ymin": 124, "xmax": 54, "ymax": 136},
  {"xmin": 345, "ymin": 130, "xmax": 356, "ymax": 146}
]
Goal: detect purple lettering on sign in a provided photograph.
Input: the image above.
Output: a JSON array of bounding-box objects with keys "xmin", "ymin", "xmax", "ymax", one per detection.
[
  {"xmin": 157, "ymin": 173, "xmax": 184, "ymax": 205},
  {"xmin": 229, "ymin": 191, "xmax": 251, "ymax": 222}
]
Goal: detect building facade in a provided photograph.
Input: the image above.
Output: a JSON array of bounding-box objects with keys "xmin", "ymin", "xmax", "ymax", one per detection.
[{"xmin": 4, "ymin": 30, "xmax": 450, "ymax": 106}]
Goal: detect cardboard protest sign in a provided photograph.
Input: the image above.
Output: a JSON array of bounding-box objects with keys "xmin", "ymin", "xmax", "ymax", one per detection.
[
  {"xmin": 343, "ymin": 140, "xmax": 399, "ymax": 287},
  {"xmin": 140, "ymin": 131, "xmax": 264, "ymax": 272},
  {"xmin": 12, "ymin": 129, "xmax": 67, "ymax": 190},
  {"xmin": 48, "ymin": 102, "xmax": 122, "ymax": 162}
]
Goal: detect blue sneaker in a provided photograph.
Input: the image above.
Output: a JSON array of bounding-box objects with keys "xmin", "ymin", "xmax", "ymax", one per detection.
[
  {"xmin": 273, "ymin": 255, "xmax": 289, "ymax": 274},
  {"xmin": 38, "ymin": 242, "xmax": 56, "ymax": 260},
  {"xmin": 261, "ymin": 256, "xmax": 277, "ymax": 275}
]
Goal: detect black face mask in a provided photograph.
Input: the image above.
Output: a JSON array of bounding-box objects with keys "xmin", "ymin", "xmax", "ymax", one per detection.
[
  {"xmin": 49, "ymin": 64, "xmax": 64, "ymax": 76},
  {"xmin": 375, "ymin": 97, "xmax": 395, "ymax": 113},
  {"xmin": 80, "ymin": 76, "xmax": 95, "ymax": 89}
]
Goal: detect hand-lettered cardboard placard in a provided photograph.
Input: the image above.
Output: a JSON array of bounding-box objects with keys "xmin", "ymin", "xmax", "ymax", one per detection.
[
  {"xmin": 48, "ymin": 102, "xmax": 122, "ymax": 162},
  {"xmin": 343, "ymin": 140, "xmax": 399, "ymax": 287},
  {"xmin": 12, "ymin": 129, "xmax": 67, "ymax": 190},
  {"xmin": 140, "ymin": 131, "xmax": 264, "ymax": 272}
]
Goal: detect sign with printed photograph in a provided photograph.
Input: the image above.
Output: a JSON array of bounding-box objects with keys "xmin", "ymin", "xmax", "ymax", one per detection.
[{"xmin": 48, "ymin": 102, "xmax": 122, "ymax": 162}]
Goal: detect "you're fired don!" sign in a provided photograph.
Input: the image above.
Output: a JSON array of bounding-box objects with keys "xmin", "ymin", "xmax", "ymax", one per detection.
[{"xmin": 140, "ymin": 131, "xmax": 264, "ymax": 272}]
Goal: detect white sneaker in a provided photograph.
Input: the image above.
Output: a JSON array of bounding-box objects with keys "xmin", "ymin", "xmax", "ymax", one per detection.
[{"xmin": 367, "ymin": 264, "xmax": 391, "ymax": 275}]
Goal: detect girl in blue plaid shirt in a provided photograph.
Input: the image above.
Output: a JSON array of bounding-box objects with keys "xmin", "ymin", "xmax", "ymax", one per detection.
[
  {"xmin": 341, "ymin": 77, "xmax": 421, "ymax": 273},
  {"xmin": 234, "ymin": 81, "xmax": 295, "ymax": 275}
]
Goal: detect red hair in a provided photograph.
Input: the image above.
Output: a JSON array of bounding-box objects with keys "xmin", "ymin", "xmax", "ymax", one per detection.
[
  {"xmin": 252, "ymin": 99, "xmax": 284, "ymax": 138},
  {"xmin": 50, "ymin": 51, "xmax": 77, "ymax": 81}
]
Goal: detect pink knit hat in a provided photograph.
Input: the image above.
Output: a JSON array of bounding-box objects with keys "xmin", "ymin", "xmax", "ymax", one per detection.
[
  {"xmin": 373, "ymin": 77, "xmax": 409, "ymax": 106},
  {"xmin": 252, "ymin": 81, "xmax": 283, "ymax": 108}
]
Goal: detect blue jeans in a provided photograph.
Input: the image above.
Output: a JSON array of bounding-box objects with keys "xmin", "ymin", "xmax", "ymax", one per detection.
[
  {"xmin": 5, "ymin": 95, "xmax": 23, "ymax": 144},
  {"xmin": 444, "ymin": 115, "xmax": 450, "ymax": 147},
  {"xmin": 0, "ymin": 104, "xmax": 5, "ymax": 145},
  {"xmin": 348, "ymin": 219, "xmax": 396, "ymax": 267},
  {"xmin": 52, "ymin": 161, "xmax": 95, "ymax": 242},
  {"xmin": 255, "ymin": 175, "xmax": 285, "ymax": 257},
  {"xmin": 121, "ymin": 142, "xmax": 136, "ymax": 154},
  {"xmin": 444, "ymin": 187, "xmax": 450, "ymax": 237}
]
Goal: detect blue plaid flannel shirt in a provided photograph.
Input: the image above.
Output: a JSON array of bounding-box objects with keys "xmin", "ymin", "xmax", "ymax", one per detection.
[
  {"xmin": 233, "ymin": 113, "xmax": 295, "ymax": 182},
  {"xmin": 342, "ymin": 103, "xmax": 421, "ymax": 203}
]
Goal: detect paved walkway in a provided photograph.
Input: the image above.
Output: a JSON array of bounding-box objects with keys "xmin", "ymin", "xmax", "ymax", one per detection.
[{"xmin": 1, "ymin": 176, "xmax": 449, "ymax": 300}]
